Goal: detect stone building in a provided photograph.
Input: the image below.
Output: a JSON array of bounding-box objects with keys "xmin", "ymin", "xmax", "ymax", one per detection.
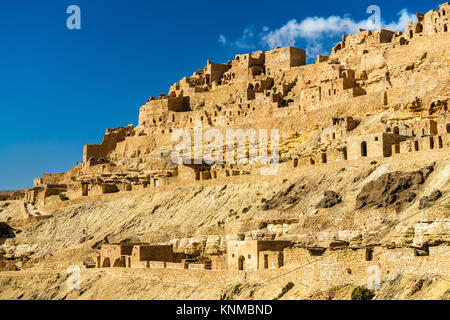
[
  {"xmin": 347, "ymin": 133, "xmax": 409, "ymax": 160},
  {"xmin": 95, "ymin": 243, "xmax": 178, "ymax": 268},
  {"xmin": 226, "ymin": 240, "xmax": 292, "ymax": 271},
  {"xmin": 265, "ymin": 46, "xmax": 306, "ymax": 76}
]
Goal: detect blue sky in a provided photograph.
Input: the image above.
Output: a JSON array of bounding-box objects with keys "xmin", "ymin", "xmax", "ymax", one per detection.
[{"xmin": 0, "ymin": 0, "xmax": 443, "ymax": 190}]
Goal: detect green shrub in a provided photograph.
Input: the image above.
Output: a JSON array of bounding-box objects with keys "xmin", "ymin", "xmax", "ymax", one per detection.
[
  {"xmin": 59, "ymin": 193, "xmax": 69, "ymax": 201},
  {"xmin": 351, "ymin": 286, "xmax": 375, "ymax": 300},
  {"xmin": 274, "ymin": 282, "xmax": 294, "ymax": 300},
  {"xmin": 233, "ymin": 283, "xmax": 242, "ymax": 295},
  {"xmin": 35, "ymin": 212, "xmax": 41, "ymax": 216}
]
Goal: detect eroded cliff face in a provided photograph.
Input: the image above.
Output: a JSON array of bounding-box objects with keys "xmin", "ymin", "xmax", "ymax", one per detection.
[
  {"xmin": 0, "ymin": 154, "xmax": 448, "ymax": 299},
  {"xmin": 3, "ymin": 158, "xmax": 448, "ymax": 259}
]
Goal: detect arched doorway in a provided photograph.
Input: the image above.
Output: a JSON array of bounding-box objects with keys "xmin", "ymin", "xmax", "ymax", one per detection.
[
  {"xmin": 101, "ymin": 257, "xmax": 111, "ymax": 268},
  {"xmin": 361, "ymin": 141, "xmax": 368, "ymax": 157},
  {"xmin": 88, "ymin": 157, "xmax": 97, "ymax": 166},
  {"xmin": 113, "ymin": 258, "xmax": 124, "ymax": 267},
  {"xmin": 238, "ymin": 256, "xmax": 245, "ymax": 271}
]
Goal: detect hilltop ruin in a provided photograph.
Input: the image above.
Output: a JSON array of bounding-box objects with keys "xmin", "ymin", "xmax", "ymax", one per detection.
[{"xmin": 19, "ymin": 3, "xmax": 449, "ymax": 204}]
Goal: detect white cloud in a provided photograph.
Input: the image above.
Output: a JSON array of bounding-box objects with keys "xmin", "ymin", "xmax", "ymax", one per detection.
[
  {"xmin": 384, "ymin": 9, "xmax": 416, "ymax": 32},
  {"xmin": 234, "ymin": 28, "xmax": 257, "ymax": 49},
  {"xmin": 218, "ymin": 34, "xmax": 227, "ymax": 45},
  {"xmin": 220, "ymin": 28, "xmax": 258, "ymax": 49},
  {"xmin": 220, "ymin": 8, "xmax": 417, "ymax": 57},
  {"xmin": 261, "ymin": 8, "xmax": 416, "ymax": 49},
  {"xmin": 305, "ymin": 41, "xmax": 326, "ymax": 60}
]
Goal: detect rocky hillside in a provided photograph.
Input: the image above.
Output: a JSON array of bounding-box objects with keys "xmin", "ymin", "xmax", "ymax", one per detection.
[{"xmin": 0, "ymin": 150, "xmax": 448, "ymax": 299}]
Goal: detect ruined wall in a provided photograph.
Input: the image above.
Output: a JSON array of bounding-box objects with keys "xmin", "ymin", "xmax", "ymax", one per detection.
[
  {"xmin": 113, "ymin": 135, "xmax": 155, "ymax": 159},
  {"xmin": 131, "ymin": 245, "xmax": 174, "ymax": 264},
  {"xmin": 205, "ymin": 62, "xmax": 230, "ymax": 84},
  {"xmin": 83, "ymin": 125, "xmax": 134, "ymax": 164},
  {"xmin": 282, "ymin": 246, "xmax": 450, "ymax": 290},
  {"xmin": 405, "ymin": 4, "xmax": 450, "ymax": 41},
  {"xmin": 258, "ymin": 250, "xmax": 283, "ymax": 269},
  {"xmin": 138, "ymin": 97, "xmax": 189, "ymax": 127},
  {"xmin": 332, "ymin": 29, "xmax": 396, "ymax": 56},
  {"xmin": 130, "ymin": 245, "xmax": 176, "ymax": 268},
  {"xmin": 98, "ymin": 244, "xmax": 134, "ymax": 267},
  {"xmin": 91, "ymin": 244, "xmax": 449, "ymax": 297},
  {"xmin": 265, "ymin": 47, "xmax": 306, "ymax": 76},
  {"xmin": 33, "ymin": 173, "xmax": 66, "ymax": 187}
]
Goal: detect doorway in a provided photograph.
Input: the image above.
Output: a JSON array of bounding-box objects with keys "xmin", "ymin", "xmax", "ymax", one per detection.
[
  {"xmin": 238, "ymin": 256, "xmax": 245, "ymax": 271},
  {"xmin": 361, "ymin": 141, "xmax": 368, "ymax": 157},
  {"xmin": 264, "ymin": 254, "xmax": 269, "ymax": 269}
]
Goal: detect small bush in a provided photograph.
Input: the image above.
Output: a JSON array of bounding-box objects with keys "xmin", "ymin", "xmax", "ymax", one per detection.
[
  {"xmin": 6, "ymin": 217, "xmax": 11, "ymax": 221},
  {"xmin": 274, "ymin": 282, "xmax": 294, "ymax": 300},
  {"xmin": 31, "ymin": 201, "xmax": 36, "ymax": 206},
  {"xmin": 233, "ymin": 283, "xmax": 242, "ymax": 295},
  {"xmin": 242, "ymin": 206, "xmax": 251, "ymax": 214},
  {"xmin": 370, "ymin": 161, "xmax": 377, "ymax": 165},
  {"xmin": 351, "ymin": 286, "xmax": 375, "ymax": 300},
  {"xmin": 35, "ymin": 212, "xmax": 41, "ymax": 216},
  {"xmin": 59, "ymin": 193, "xmax": 69, "ymax": 201}
]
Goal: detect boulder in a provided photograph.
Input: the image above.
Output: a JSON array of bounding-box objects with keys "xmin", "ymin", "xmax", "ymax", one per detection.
[{"xmin": 316, "ymin": 191, "xmax": 342, "ymax": 209}]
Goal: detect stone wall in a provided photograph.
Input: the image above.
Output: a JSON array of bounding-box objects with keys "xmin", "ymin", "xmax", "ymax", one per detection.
[
  {"xmin": 92, "ymin": 244, "xmax": 449, "ymax": 295},
  {"xmin": 131, "ymin": 245, "xmax": 175, "ymax": 265},
  {"xmin": 265, "ymin": 47, "xmax": 306, "ymax": 75},
  {"xmin": 83, "ymin": 125, "xmax": 134, "ymax": 164}
]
